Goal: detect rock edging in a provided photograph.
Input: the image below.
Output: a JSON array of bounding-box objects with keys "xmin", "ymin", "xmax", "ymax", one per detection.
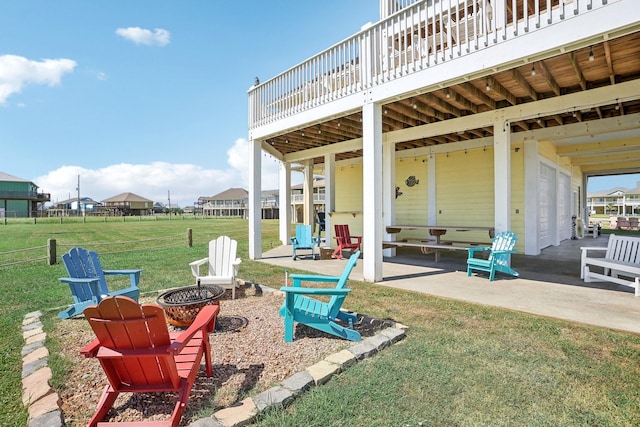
[
  {"xmin": 21, "ymin": 311, "xmax": 64, "ymax": 427},
  {"xmin": 187, "ymin": 284, "xmax": 408, "ymax": 427}
]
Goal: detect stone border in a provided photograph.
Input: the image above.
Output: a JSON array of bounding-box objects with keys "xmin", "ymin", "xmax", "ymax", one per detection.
[
  {"xmin": 188, "ymin": 283, "xmax": 409, "ymax": 427},
  {"xmin": 21, "ymin": 311, "xmax": 64, "ymax": 427},
  {"xmin": 21, "ymin": 283, "xmax": 407, "ymax": 427},
  {"xmin": 188, "ymin": 325, "xmax": 407, "ymax": 427}
]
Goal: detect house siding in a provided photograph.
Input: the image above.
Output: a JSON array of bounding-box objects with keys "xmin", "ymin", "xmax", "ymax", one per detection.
[
  {"xmin": 334, "ymin": 165, "xmax": 364, "ymax": 236},
  {"xmin": 395, "ymin": 155, "xmax": 428, "ymax": 240}
]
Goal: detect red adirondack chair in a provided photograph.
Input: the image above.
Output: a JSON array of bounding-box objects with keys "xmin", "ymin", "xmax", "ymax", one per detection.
[
  {"xmin": 80, "ymin": 296, "xmax": 219, "ymax": 427},
  {"xmin": 332, "ymin": 224, "xmax": 362, "ymax": 259}
]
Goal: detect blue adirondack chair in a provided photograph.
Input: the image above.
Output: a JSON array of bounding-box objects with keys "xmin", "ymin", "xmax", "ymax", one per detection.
[
  {"xmin": 467, "ymin": 231, "xmax": 519, "ymax": 281},
  {"xmin": 279, "ymin": 251, "xmax": 361, "ymax": 342},
  {"xmin": 291, "ymin": 224, "xmax": 318, "ymax": 260},
  {"xmin": 58, "ymin": 247, "xmax": 141, "ymax": 319}
]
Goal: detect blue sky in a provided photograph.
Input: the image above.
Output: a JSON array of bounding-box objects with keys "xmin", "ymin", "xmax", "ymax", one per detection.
[
  {"xmin": 1, "ymin": 2, "xmax": 636, "ymax": 207},
  {"xmin": 1, "ymin": 0, "xmax": 375, "ymax": 207}
]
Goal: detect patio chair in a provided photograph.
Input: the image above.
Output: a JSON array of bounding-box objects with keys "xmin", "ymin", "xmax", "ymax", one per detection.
[
  {"xmin": 291, "ymin": 224, "xmax": 318, "ymax": 260},
  {"xmin": 280, "ymin": 251, "xmax": 361, "ymax": 342},
  {"xmin": 316, "ymin": 211, "xmax": 326, "ymax": 242},
  {"xmin": 467, "ymin": 231, "xmax": 519, "ymax": 281},
  {"xmin": 190, "ymin": 235, "xmax": 241, "ymax": 299},
  {"xmin": 332, "ymin": 224, "xmax": 362, "ymax": 259},
  {"xmin": 81, "ymin": 296, "xmax": 218, "ymax": 427},
  {"xmin": 58, "ymin": 247, "xmax": 141, "ymax": 319}
]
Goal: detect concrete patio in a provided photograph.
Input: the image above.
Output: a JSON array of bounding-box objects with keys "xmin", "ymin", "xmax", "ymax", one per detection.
[{"xmin": 258, "ymin": 233, "xmax": 640, "ymax": 335}]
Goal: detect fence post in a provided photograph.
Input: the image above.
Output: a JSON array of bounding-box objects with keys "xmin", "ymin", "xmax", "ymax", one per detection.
[
  {"xmin": 48, "ymin": 238, "xmax": 57, "ymax": 265},
  {"xmin": 187, "ymin": 228, "xmax": 193, "ymax": 247}
]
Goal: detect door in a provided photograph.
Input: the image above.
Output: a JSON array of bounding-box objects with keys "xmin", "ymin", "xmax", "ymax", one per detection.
[
  {"xmin": 558, "ymin": 172, "xmax": 571, "ymax": 240},
  {"xmin": 538, "ymin": 163, "xmax": 556, "ymax": 249}
]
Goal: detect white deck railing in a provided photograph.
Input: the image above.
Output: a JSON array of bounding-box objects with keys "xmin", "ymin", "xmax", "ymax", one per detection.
[
  {"xmin": 291, "ymin": 193, "xmax": 326, "ymax": 204},
  {"xmin": 248, "ymin": 0, "xmax": 605, "ymax": 130}
]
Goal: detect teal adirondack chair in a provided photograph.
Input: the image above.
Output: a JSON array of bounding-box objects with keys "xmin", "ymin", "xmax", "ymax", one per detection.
[
  {"xmin": 280, "ymin": 251, "xmax": 361, "ymax": 342},
  {"xmin": 291, "ymin": 224, "xmax": 318, "ymax": 260},
  {"xmin": 467, "ymin": 231, "xmax": 519, "ymax": 281},
  {"xmin": 58, "ymin": 247, "xmax": 141, "ymax": 319}
]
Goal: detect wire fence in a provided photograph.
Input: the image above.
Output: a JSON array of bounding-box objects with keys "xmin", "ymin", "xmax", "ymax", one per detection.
[{"xmin": 0, "ymin": 227, "xmax": 252, "ymax": 268}]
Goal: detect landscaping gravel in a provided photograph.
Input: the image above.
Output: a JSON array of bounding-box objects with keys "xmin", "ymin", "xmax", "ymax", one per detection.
[{"xmin": 53, "ymin": 284, "xmax": 381, "ymax": 426}]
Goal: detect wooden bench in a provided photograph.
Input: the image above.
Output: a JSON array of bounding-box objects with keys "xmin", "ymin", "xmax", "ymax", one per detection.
[
  {"xmin": 581, "ymin": 234, "xmax": 640, "ymax": 296},
  {"xmin": 385, "ymin": 225, "xmax": 494, "ymax": 262}
]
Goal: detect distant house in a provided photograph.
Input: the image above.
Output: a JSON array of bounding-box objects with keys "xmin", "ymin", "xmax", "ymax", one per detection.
[
  {"xmin": 291, "ymin": 178, "xmax": 325, "ymax": 223},
  {"xmin": 587, "ymin": 182, "xmax": 640, "ymax": 216},
  {"xmin": 261, "ymin": 189, "xmax": 280, "ymax": 219},
  {"xmin": 50, "ymin": 196, "xmax": 101, "ymax": 216},
  {"xmin": 0, "ymin": 171, "xmax": 51, "ymax": 218},
  {"xmin": 101, "ymin": 192, "xmax": 153, "ymax": 216},
  {"xmin": 198, "ymin": 188, "xmax": 248, "ymax": 218}
]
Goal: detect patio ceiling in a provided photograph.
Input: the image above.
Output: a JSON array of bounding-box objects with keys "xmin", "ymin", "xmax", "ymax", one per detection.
[{"xmin": 265, "ymin": 33, "xmax": 640, "ymax": 171}]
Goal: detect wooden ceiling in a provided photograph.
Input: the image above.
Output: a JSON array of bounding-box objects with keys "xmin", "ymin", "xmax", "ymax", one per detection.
[{"xmin": 265, "ymin": 32, "xmax": 640, "ymax": 165}]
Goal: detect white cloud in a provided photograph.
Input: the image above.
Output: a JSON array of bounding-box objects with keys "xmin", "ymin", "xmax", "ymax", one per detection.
[
  {"xmin": 115, "ymin": 27, "xmax": 170, "ymax": 46},
  {"xmin": 35, "ymin": 138, "xmax": 283, "ymax": 208},
  {"xmin": 0, "ymin": 54, "xmax": 76, "ymax": 104}
]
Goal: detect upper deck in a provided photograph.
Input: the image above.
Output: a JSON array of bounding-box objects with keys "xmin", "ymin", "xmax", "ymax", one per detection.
[{"xmin": 248, "ymin": 0, "xmax": 640, "ymax": 170}]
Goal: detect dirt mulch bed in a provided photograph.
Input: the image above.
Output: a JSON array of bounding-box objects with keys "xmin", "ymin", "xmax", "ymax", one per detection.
[{"xmin": 53, "ymin": 284, "xmax": 394, "ymax": 426}]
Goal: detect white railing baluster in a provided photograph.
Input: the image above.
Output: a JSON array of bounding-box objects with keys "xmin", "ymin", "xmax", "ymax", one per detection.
[{"xmin": 247, "ymin": 0, "xmax": 611, "ymax": 130}]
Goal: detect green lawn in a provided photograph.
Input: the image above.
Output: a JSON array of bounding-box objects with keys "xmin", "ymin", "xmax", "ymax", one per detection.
[{"xmin": 2, "ymin": 217, "xmax": 640, "ymax": 426}]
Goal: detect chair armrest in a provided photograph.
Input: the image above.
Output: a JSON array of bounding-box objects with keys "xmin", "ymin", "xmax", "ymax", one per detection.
[
  {"xmin": 490, "ymin": 249, "xmax": 516, "ymax": 255},
  {"xmin": 170, "ymin": 304, "xmax": 220, "ymax": 354},
  {"xmin": 80, "ymin": 338, "xmax": 101, "ymax": 358},
  {"xmin": 289, "ymin": 274, "xmax": 341, "ymax": 286},
  {"xmin": 189, "ymin": 258, "xmax": 208, "ymax": 267},
  {"xmin": 59, "ymin": 277, "xmax": 100, "ymax": 285},
  {"xmin": 103, "ymin": 269, "xmax": 141, "ymax": 275},
  {"xmin": 280, "ymin": 286, "xmax": 351, "ymax": 296},
  {"xmin": 580, "ymin": 246, "xmax": 607, "ymax": 255},
  {"xmin": 189, "ymin": 257, "xmax": 208, "ymax": 276},
  {"xmin": 103, "ymin": 269, "xmax": 141, "ymax": 287},
  {"xmin": 290, "ymin": 237, "xmax": 298, "ymax": 245},
  {"xmin": 467, "ymin": 246, "xmax": 490, "ymax": 256}
]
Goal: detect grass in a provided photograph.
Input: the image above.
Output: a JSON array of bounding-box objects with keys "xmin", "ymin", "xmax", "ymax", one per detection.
[{"xmin": 2, "ymin": 218, "xmax": 640, "ymax": 426}]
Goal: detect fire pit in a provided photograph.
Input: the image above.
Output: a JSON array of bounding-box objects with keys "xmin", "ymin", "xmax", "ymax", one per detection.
[{"xmin": 157, "ymin": 283, "xmax": 225, "ymax": 327}]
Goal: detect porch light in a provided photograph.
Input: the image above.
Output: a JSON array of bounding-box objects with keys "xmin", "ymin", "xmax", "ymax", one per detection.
[
  {"xmin": 530, "ymin": 64, "xmax": 536, "ymax": 76},
  {"xmin": 485, "ymin": 78, "xmax": 490, "ymax": 91},
  {"xmin": 589, "ymin": 47, "xmax": 594, "ymax": 61},
  {"xmin": 446, "ymin": 89, "xmax": 450, "ymax": 98}
]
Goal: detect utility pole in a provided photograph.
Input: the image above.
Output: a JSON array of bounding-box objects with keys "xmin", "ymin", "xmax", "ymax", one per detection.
[
  {"xmin": 76, "ymin": 175, "xmax": 80, "ymax": 217},
  {"xmin": 167, "ymin": 190, "xmax": 171, "ymax": 220}
]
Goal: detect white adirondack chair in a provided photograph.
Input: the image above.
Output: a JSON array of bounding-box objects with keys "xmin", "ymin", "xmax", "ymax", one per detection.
[{"xmin": 190, "ymin": 236, "xmax": 242, "ymax": 299}]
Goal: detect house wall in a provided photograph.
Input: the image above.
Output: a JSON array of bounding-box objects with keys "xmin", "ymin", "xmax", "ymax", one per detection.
[
  {"xmin": 330, "ymin": 143, "xmax": 530, "ymax": 251},
  {"xmin": 0, "ymin": 180, "xmax": 33, "ymax": 217},
  {"xmin": 333, "ymin": 164, "xmax": 364, "ymax": 236},
  {"xmin": 394, "ymin": 155, "xmax": 428, "ymax": 239}
]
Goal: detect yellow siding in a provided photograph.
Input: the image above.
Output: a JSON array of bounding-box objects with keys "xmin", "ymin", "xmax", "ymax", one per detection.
[
  {"xmin": 538, "ymin": 140, "xmax": 557, "ymax": 162},
  {"xmin": 394, "ymin": 156, "xmax": 428, "ymax": 240},
  {"xmin": 333, "ymin": 164, "xmax": 364, "ymax": 235}
]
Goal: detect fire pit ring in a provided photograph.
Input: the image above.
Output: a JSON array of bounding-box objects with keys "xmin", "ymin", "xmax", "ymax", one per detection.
[{"xmin": 157, "ymin": 284, "xmax": 225, "ymax": 327}]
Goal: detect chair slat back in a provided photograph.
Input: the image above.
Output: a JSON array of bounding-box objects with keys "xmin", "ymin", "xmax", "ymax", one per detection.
[
  {"xmin": 84, "ymin": 297, "xmax": 180, "ymax": 390},
  {"xmin": 327, "ymin": 251, "xmax": 360, "ymax": 318},
  {"xmin": 295, "ymin": 225, "xmax": 315, "ymax": 247},
  {"xmin": 334, "ymin": 224, "xmax": 350, "ymax": 243},
  {"xmin": 489, "ymin": 231, "xmax": 517, "ymax": 267},
  {"xmin": 208, "ymin": 236, "xmax": 238, "ymax": 277},
  {"xmin": 63, "ymin": 247, "xmax": 109, "ymax": 294}
]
